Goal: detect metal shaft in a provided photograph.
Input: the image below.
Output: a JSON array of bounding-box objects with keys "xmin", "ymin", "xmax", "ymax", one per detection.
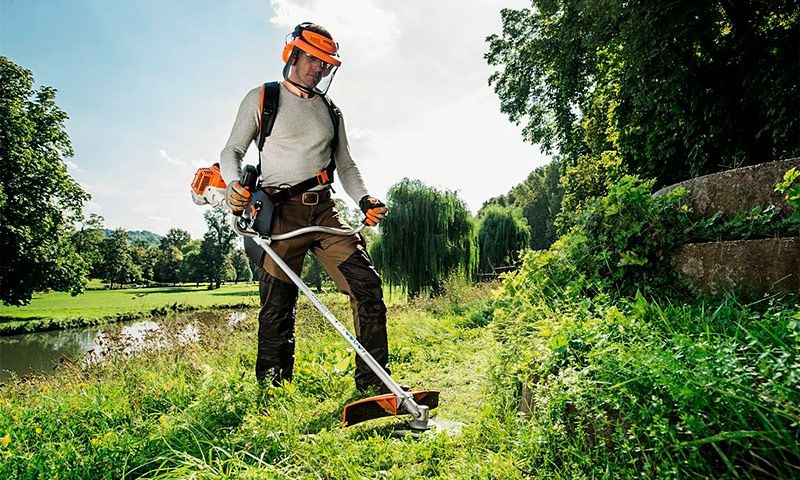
[{"xmin": 252, "ymin": 235, "xmax": 426, "ymax": 421}]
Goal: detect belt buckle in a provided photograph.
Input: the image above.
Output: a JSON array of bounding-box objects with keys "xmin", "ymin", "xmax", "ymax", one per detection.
[{"xmin": 301, "ymin": 192, "xmax": 319, "ymax": 205}]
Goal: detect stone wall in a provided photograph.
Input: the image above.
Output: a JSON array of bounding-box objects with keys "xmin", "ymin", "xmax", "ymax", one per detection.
[
  {"xmin": 655, "ymin": 157, "xmax": 799, "ymax": 220},
  {"xmin": 674, "ymin": 237, "xmax": 800, "ymax": 294}
]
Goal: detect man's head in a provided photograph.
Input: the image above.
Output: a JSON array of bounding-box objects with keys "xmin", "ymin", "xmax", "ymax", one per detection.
[{"xmin": 282, "ymin": 22, "xmax": 341, "ymax": 95}]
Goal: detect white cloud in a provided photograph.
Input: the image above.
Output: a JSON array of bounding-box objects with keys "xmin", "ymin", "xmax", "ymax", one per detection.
[
  {"xmin": 65, "ymin": 160, "xmax": 82, "ymax": 172},
  {"xmin": 269, "ymin": 0, "xmax": 400, "ymax": 62},
  {"xmin": 266, "ymin": 0, "xmax": 543, "ymax": 212},
  {"xmin": 83, "ymin": 199, "xmax": 103, "ymax": 212},
  {"xmin": 158, "ymin": 149, "xmax": 186, "ymax": 166}
]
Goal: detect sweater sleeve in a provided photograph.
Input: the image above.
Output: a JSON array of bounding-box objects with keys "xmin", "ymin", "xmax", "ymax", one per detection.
[
  {"xmin": 334, "ymin": 111, "xmax": 370, "ymax": 203},
  {"xmin": 219, "ymin": 86, "xmax": 261, "ymax": 186}
]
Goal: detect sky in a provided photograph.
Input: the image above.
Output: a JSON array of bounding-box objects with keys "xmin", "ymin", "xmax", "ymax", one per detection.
[{"xmin": 1, "ymin": 0, "xmax": 549, "ymax": 238}]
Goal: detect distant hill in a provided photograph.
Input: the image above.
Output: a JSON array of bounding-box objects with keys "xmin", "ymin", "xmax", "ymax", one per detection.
[{"xmin": 102, "ymin": 229, "xmax": 162, "ymax": 247}]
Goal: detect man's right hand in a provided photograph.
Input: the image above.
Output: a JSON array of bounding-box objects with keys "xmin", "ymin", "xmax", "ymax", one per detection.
[{"xmin": 226, "ymin": 181, "xmax": 251, "ymax": 215}]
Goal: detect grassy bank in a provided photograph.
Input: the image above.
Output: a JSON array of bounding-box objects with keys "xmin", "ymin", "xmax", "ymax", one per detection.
[
  {"xmin": 0, "ymin": 284, "xmax": 261, "ymax": 335},
  {"xmin": 0, "ymin": 282, "xmax": 516, "ymax": 479},
  {"xmin": 489, "ymin": 252, "xmax": 800, "ymax": 479}
]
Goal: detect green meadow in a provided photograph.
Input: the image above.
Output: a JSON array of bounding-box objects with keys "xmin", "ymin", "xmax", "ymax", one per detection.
[{"xmin": 0, "ymin": 284, "xmax": 261, "ymax": 335}]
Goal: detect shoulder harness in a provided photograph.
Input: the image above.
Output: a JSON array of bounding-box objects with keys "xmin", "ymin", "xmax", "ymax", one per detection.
[{"xmin": 255, "ymin": 81, "xmax": 341, "ymax": 204}]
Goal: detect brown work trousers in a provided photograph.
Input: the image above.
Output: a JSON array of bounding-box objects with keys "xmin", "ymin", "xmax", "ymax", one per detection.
[{"xmin": 255, "ymin": 195, "xmax": 390, "ymax": 393}]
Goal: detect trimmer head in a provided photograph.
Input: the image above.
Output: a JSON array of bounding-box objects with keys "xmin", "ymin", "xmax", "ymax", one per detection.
[{"xmin": 342, "ymin": 390, "xmax": 439, "ymax": 428}]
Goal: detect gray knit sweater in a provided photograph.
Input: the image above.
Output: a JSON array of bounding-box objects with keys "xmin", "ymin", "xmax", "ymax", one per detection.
[{"xmin": 220, "ymin": 83, "xmax": 369, "ymax": 202}]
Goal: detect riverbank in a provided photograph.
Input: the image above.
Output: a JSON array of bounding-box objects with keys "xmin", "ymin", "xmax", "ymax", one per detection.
[{"xmin": 0, "ymin": 284, "xmax": 261, "ymax": 335}]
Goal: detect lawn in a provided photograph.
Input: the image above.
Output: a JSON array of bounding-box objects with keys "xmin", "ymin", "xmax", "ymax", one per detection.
[
  {"xmin": 0, "ymin": 283, "xmax": 260, "ymax": 321},
  {"xmin": 0, "ymin": 283, "xmax": 261, "ymax": 335}
]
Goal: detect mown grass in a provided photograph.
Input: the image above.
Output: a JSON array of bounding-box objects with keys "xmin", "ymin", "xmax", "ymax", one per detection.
[
  {"xmin": 0, "ymin": 282, "xmax": 524, "ymax": 479},
  {"xmin": 0, "ymin": 283, "xmax": 261, "ymax": 321}
]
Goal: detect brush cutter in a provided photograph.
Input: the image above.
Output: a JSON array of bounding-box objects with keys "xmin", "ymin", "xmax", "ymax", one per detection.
[{"xmin": 191, "ymin": 164, "xmax": 439, "ymax": 430}]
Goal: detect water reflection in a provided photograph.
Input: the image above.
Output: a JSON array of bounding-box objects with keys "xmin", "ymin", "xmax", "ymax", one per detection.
[{"xmin": 0, "ymin": 311, "xmax": 244, "ymax": 382}]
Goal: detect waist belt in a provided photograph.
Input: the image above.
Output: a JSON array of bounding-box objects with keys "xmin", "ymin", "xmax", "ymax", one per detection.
[{"xmin": 264, "ymin": 187, "xmax": 331, "ymax": 205}]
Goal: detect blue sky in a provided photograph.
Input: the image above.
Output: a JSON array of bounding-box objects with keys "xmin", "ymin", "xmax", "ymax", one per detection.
[{"xmin": 1, "ymin": 0, "xmax": 548, "ymax": 238}]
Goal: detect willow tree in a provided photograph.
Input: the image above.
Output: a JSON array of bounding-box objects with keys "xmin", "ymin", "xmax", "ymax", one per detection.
[
  {"xmin": 372, "ymin": 179, "xmax": 476, "ymax": 297},
  {"xmin": 477, "ymin": 205, "xmax": 531, "ymax": 276}
]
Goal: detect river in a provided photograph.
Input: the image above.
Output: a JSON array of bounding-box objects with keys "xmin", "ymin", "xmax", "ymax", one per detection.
[{"xmin": 0, "ymin": 310, "xmax": 247, "ymax": 382}]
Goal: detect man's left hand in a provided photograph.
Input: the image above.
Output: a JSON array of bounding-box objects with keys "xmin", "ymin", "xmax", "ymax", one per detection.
[{"xmin": 359, "ymin": 196, "xmax": 388, "ymax": 227}]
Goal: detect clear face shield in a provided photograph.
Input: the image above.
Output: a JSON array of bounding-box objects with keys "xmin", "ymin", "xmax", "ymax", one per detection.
[{"xmin": 283, "ymin": 48, "xmax": 339, "ymax": 95}]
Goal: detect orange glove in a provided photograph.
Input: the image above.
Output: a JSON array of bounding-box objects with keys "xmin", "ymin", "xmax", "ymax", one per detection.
[
  {"xmin": 359, "ymin": 196, "xmax": 388, "ymax": 227},
  {"xmin": 226, "ymin": 181, "xmax": 251, "ymax": 215}
]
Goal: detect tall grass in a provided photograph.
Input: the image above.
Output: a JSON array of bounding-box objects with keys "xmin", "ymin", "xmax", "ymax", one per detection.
[
  {"xmin": 0, "ymin": 282, "xmax": 526, "ymax": 479},
  {"xmin": 491, "ymin": 262, "xmax": 800, "ymax": 478}
]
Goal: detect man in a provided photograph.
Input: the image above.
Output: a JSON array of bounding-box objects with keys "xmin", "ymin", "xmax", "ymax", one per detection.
[{"xmin": 219, "ymin": 22, "xmax": 393, "ymax": 395}]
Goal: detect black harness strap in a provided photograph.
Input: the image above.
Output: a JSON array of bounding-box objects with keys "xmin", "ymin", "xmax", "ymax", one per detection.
[
  {"xmin": 256, "ymin": 82, "xmax": 281, "ymax": 153},
  {"xmin": 255, "ymin": 81, "xmax": 341, "ymax": 204}
]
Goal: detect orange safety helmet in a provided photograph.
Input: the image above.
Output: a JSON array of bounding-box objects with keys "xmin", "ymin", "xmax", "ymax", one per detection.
[{"xmin": 282, "ymin": 22, "xmax": 341, "ymax": 68}]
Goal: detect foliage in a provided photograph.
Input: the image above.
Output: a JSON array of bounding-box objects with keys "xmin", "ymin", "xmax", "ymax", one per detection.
[
  {"xmin": 776, "ymin": 166, "xmax": 800, "ymax": 223},
  {"xmin": 691, "ymin": 204, "xmax": 800, "ymax": 241},
  {"xmin": 301, "ymin": 255, "xmax": 327, "ymax": 293},
  {"xmin": 97, "ymin": 229, "xmax": 142, "ymax": 289},
  {"xmin": 0, "ymin": 286, "xmax": 514, "ymax": 479},
  {"xmin": 476, "ymin": 205, "xmax": 531, "ymax": 276},
  {"xmin": 0, "ymin": 56, "xmax": 91, "ymax": 306},
  {"xmin": 199, "ymin": 206, "xmax": 237, "ymax": 289},
  {"xmin": 486, "ymin": 1, "xmax": 800, "ymax": 187},
  {"xmin": 230, "ymin": 249, "xmax": 253, "ymax": 283},
  {"xmin": 372, "ymin": 178, "xmax": 477, "ymax": 297},
  {"xmin": 492, "ymin": 265, "xmax": 800, "ymax": 477},
  {"xmin": 71, "ymin": 214, "xmax": 106, "ymax": 278},
  {"xmin": 520, "ymin": 176, "xmax": 693, "ymax": 299},
  {"xmin": 154, "ymin": 245, "xmax": 184, "ymax": 285},
  {"xmin": 557, "ymin": 149, "xmax": 626, "ymax": 231},
  {"xmin": 482, "ymin": 159, "xmax": 563, "ymax": 249},
  {"xmin": 130, "ymin": 240, "xmax": 158, "ymax": 282},
  {"xmin": 160, "ymin": 228, "xmax": 191, "ymax": 251}
]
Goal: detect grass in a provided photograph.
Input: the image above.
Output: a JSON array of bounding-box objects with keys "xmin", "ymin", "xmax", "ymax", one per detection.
[
  {"xmin": 4, "ymin": 272, "xmax": 795, "ymax": 478},
  {"xmin": 0, "ymin": 281, "xmax": 521, "ymax": 479},
  {"xmin": 0, "ymin": 282, "xmax": 410, "ymax": 335},
  {"xmin": 0, "ymin": 283, "xmax": 262, "ymax": 335},
  {"xmin": 0, "ymin": 283, "xmax": 261, "ymax": 321}
]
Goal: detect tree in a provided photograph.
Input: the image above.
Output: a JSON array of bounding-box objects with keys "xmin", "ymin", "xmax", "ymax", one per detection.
[
  {"xmin": 180, "ymin": 240, "xmax": 204, "ymax": 285},
  {"xmin": 71, "ymin": 213, "xmax": 106, "ymax": 278},
  {"xmin": 486, "ymin": 1, "xmax": 800, "ymax": 188},
  {"xmin": 161, "ymin": 228, "xmax": 191, "ymax": 251},
  {"xmin": 477, "ymin": 205, "xmax": 531, "ymax": 276},
  {"xmin": 231, "ymin": 248, "xmax": 253, "ymax": 283},
  {"xmin": 130, "ymin": 239, "xmax": 157, "ymax": 283},
  {"xmin": 0, "ymin": 56, "xmax": 90, "ymax": 305},
  {"xmin": 482, "ymin": 159, "xmax": 564, "ymax": 249},
  {"xmin": 198, "ymin": 205, "xmax": 237, "ymax": 289},
  {"xmin": 98, "ymin": 229, "xmax": 141, "ymax": 289},
  {"xmin": 372, "ymin": 178, "xmax": 477, "ymax": 297},
  {"xmin": 154, "ymin": 245, "xmax": 183, "ymax": 284},
  {"xmin": 301, "ymin": 255, "xmax": 327, "ymax": 292}
]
